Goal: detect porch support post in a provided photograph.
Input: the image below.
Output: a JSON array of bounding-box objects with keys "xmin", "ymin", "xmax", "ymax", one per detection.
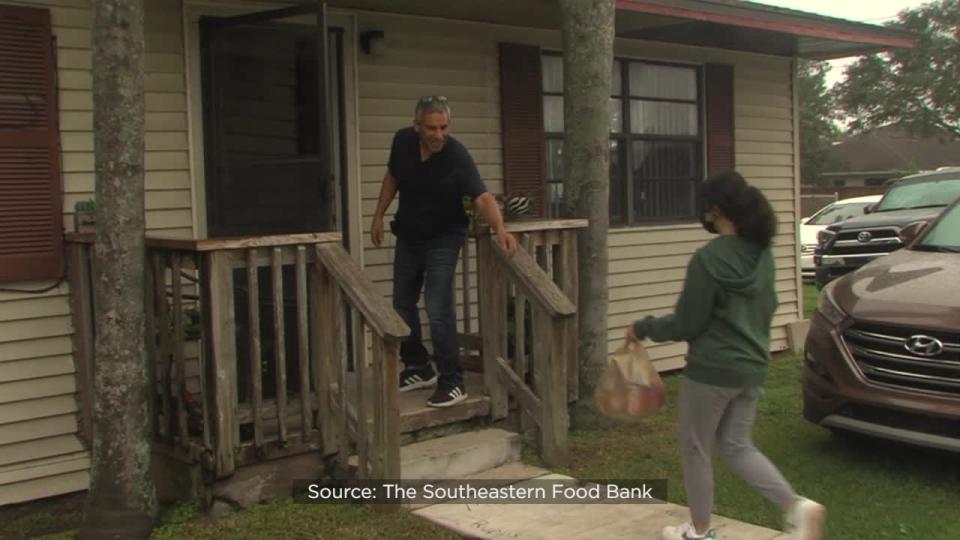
[
  {"xmin": 204, "ymin": 250, "xmax": 237, "ymax": 478},
  {"xmin": 316, "ymin": 0, "xmax": 335, "ymax": 232}
]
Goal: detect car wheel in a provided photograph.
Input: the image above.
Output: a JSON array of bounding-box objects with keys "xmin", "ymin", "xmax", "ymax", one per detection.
[{"xmin": 814, "ymin": 268, "xmax": 830, "ymax": 290}]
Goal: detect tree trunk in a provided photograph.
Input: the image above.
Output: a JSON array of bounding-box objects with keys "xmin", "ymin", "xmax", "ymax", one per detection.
[
  {"xmin": 80, "ymin": 0, "xmax": 156, "ymax": 537},
  {"xmin": 558, "ymin": 0, "xmax": 615, "ymax": 427}
]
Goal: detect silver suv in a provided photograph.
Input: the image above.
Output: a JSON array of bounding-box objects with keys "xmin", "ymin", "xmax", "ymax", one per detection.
[{"xmin": 814, "ymin": 169, "xmax": 960, "ymax": 289}]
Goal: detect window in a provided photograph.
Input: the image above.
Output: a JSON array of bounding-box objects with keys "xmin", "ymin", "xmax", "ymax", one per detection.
[
  {"xmin": 877, "ymin": 178, "xmax": 960, "ymax": 211},
  {"xmin": 806, "ymin": 201, "xmax": 874, "ymax": 226},
  {"xmin": 541, "ymin": 54, "xmax": 702, "ymax": 225}
]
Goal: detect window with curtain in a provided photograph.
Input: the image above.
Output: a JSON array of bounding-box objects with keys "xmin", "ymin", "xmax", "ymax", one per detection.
[{"xmin": 541, "ymin": 54, "xmax": 703, "ymax": 225}]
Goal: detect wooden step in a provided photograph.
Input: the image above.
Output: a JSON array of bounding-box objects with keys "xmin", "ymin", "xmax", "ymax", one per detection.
[{"xmin": 397, "ymin": 371, "xmax": 489, "ymax": 433}]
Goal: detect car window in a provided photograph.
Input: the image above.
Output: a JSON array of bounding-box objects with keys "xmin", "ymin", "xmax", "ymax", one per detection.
[
  {"xmin": 877, "ymin": 178, "xmax": 960, "ymax": 211},
  {"xmin": 917, "ymin": 203, "xmax": 960, "ymax": 249},
  {"xmin": 807, "ymin": 202, "xmax": 872, "ymax": 225}
]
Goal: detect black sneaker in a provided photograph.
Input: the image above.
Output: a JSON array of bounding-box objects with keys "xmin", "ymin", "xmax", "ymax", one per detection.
[
  {"xmin": 399, "ymin": 366, "xmax": 437, "ymax": 392},
  {"xmin": 426, "ymin": 383, "xmax": 468, "ymax": 408}
]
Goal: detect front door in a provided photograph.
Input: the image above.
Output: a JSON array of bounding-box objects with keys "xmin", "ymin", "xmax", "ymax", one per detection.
[{"xmin": 200, "ymin": 9, "xmax": 342, "ymax": 237}]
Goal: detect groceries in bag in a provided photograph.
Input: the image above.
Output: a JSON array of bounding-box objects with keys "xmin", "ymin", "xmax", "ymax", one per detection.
[{"xmin": 593, "ymin": 341, "xmax": 666, "ymax": 421}]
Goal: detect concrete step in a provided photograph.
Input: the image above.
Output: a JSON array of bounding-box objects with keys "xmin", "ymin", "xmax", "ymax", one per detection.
[
  {"xmin": 397, "ymin": 428, "xmax": 521, "ymax": 480},
  {"xmin": 417, "ymin": 491, "xmax": 786, "ymax": 540}
]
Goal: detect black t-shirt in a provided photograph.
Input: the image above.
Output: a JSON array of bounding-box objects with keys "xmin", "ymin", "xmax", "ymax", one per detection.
[{"xmin": 387, "ymin": 127, "xmax": 487, "ymax": 241}]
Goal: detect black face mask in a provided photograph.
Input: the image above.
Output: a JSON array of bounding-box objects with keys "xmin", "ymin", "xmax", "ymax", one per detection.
[
  {"xmin": 700, "ymin": 212, "xmax": 718, "ymax": 234},
  {"xmin": 699, "ymin": 202, "xmax": 718, "ymax": 234}
]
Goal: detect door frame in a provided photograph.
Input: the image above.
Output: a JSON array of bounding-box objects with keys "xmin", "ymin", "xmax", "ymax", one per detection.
[{"xmin": 183, "ymin": 3, "xmax": 362, "ymax": 261}]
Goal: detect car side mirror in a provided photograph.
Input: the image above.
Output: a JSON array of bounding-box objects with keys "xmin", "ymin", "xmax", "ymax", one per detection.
[
  {"xmin": 864, "ymin": 204, "xmax": 876, "ymax": 214},
  {"xmin": 899, "ymin": 220, "xmax": 929, "ymax": 247}
]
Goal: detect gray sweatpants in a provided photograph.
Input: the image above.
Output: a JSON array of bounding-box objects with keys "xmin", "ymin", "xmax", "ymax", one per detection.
[{"xmin": 678, "ymin": 377, "xmax": 796, "ymax": 526}]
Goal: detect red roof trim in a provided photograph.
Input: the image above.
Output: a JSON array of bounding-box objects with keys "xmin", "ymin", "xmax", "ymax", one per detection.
[{"xmin": 616, "ymin": 0, "xmax": 916, "ymax": 49}]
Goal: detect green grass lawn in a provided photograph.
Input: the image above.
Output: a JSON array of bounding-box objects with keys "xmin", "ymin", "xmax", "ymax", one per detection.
[
  {"xmin": 803, "ymin": 284, "xmax": 819, "ymax": 319},
  {"xmin": 10, "ymin": 497, "xmax": 458, "ymax": 540},
  {"xmin": 555, "ymin": 354, "xmax": 960, "ymax": 540}
]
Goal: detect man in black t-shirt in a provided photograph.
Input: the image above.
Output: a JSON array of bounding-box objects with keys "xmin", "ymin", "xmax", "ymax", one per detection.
[{"xmin": 371, "ymin": 96, "xmax": 517, "ymax": 407}]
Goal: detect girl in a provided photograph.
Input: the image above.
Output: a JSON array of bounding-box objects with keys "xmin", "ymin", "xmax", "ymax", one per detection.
[{"xmin": 628, "ymin": 171, "xmax": 825, "ymax": 540}]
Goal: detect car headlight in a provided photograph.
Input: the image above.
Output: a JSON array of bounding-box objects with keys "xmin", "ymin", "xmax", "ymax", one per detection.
[{"xmin": 816, "ymin": 282, "xmax": 846, "ymax": 325}]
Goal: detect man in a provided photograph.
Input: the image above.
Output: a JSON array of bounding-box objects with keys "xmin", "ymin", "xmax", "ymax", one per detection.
[{"xmin": 371, "ymin": 96, "xmax": 517, "ymax": 407}]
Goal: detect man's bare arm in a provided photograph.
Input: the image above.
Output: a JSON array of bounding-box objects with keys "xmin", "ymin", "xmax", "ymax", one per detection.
[
  {"xmin": 371, "ymin": 172, "xmax": 398, "ymax": 247},
  {"xmin": 474, "ymin": 192, "xmax": 517, "ymax": 256}
]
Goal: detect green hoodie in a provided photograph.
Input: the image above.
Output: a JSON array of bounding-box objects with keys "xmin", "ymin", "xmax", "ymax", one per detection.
[{"xmin": 633, "ymin": 234, "xmax": 778, "ymax": 388}]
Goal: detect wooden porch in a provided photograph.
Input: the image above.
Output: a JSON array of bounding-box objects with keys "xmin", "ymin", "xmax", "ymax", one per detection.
[{"xmin": 65, "ymin": 219, "xmax": 585, "ymax": 487}]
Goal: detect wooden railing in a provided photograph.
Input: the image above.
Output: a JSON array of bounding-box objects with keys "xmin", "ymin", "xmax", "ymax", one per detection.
[
  {"xmin": 67, "ymin": 219, "xmax": 583, "ymax": 475},
  {"xmin": 66, "ymin": 233, "xmax": 408, "ymax": 480},
  {"xmin": 462, "ymin": 220, "xmax": 585, "ymax": 397},
  {"xmin": 474, "ymin": 219, "xmax": 586, "ymax": 466}
]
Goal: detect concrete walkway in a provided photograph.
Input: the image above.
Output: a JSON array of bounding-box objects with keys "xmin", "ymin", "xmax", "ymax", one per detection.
[{"xmin": 411, "ymin": 465, "xmax": 790, "ymax": 540}]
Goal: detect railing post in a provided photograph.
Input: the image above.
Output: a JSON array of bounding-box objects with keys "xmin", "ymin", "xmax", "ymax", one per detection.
[
  {"xmin": 204, "ymin": 250, "xmax": 238, "ymax": 478},
  {"xmin": 171, "ymin": 253, "xmax": 189, "ymax": 446},
  {"xmin": 478, "ymin": 236, "xmax": 509, "ymax": 420},
  {"xmin": 516, "ymin": 234, "xmax": 533, "ymax": 432},
  {"xmin": 311, "ymin": 248, "xmax": 342, "ymax": 462},
  {"xmin": 461, "ymin": 237, "xmax": 472, "ymax": 334},
  {"xmin": 558, "ymin": 230, "xmax": 579, "ymax": 401},
  {"xmin": 535, "ymin": 309, "xmax": 570, "ymax": 467},
  {"xmin": 271, "ymin": 247, "xmax": 288, "ymax": 445},
  {"xmin": 370, "ymin": 337, "xmax": 384, "ymax": 479},
  {"xmin": 153, "ymin": 253, "xmax": 174, "ymax": 443},
  {"xmin": 295, "ymin": 247, "xmax": 312, "ymax": 441},
  {"xmin": 353, "ymin": 311, "xmax": 369, "ymax": 479},
  {"xmin": 144, "ymin": 249, "xmax": 158, "ymax": 442},
  {"xmin": 246, "ymin": 249, "xmax": 264, "ymax": 450},
  {"xmin": 380, "ymin": 339, "xmax": 401, "ymax": 480},
  {"xmin": 66, "ymin": 242, "xmax": 95, "ymax": 447}
]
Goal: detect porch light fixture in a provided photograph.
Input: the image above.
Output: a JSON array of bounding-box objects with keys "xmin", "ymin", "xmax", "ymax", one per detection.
[{"xmin": 360, "ymin": 30, "xmax": 385, "ymax": 56}]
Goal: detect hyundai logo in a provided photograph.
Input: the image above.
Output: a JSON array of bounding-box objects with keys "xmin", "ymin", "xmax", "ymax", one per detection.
[
  {"xmin": 857, "ymin": 231, "xmax": 873, "ymax": 243},
  {"xmin": 905, "ymin": 335, "xmax": 944, "ymax": 357}
]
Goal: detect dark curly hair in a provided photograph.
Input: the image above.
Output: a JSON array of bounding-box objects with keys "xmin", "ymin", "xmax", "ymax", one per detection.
[{"xmin": 701, "ymin": 170, "xmax": 777, "ymax": 248}]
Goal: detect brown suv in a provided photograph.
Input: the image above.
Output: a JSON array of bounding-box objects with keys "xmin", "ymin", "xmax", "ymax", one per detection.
[{"xmin": 803, "ymin": 197, "xmax": 960, "ymax": 452}]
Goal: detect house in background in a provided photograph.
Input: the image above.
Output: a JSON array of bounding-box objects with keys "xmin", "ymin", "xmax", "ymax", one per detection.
[
  {"xmin": 0, "ymin": 0, "xmax": 912, "ymax": 507},
  {"xmin": 820, "ymin": 124, "xmax": 960, "ymax": 188}
]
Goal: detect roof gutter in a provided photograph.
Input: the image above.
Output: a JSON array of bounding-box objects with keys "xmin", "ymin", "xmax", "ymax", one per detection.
[{"xmin": 616, "ymin": 0, "xmax": 917, "ymax": 50}]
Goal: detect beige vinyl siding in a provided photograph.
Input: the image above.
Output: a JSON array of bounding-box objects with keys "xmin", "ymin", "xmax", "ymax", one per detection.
[
  {"xmin": 0, "ymin": 0, "xmax": 93, "ymax": 506},
  {"xmin": 0, "ymin": 0, "xmax": 194, "ymax": 506},
  {"xmin": 0, "ymin": 279, "xmax": 83, "ymax": 505},
  {"xmin": 355, "ymin": 13, "xmax": 801, "ymax": 365}
]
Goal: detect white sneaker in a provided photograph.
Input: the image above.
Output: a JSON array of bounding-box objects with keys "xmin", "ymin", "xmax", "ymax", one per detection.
[
  {"xmin": 662, "ymin": 522, "xmax": 716, "ymax": 540},
  {"xmin": 786, "ymin": 497, "xmax": 826, "ymax": 540}
]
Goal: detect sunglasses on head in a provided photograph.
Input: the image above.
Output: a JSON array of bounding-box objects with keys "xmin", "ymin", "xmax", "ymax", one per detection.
[{"xmin": 418, "ymin": 95, "xmax": 448, "ymax": 104}]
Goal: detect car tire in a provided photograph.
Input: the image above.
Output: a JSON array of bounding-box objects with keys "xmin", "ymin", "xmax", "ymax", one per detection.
[{"xmin": 814, "ymin": 267, "xmax": 833, "ymax": 290}]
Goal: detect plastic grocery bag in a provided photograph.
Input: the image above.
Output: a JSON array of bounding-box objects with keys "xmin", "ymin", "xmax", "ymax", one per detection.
[{"xmin": 593, "ymin": 341, "xmax": 666, "ymax": 422}]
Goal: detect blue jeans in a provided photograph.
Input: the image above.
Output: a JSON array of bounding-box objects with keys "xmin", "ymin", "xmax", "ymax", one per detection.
[{"xmin": 392, "ymin": 231, "xmax": 464, "ymax": 386}]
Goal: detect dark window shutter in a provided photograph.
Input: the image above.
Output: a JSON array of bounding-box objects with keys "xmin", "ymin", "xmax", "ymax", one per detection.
[
  {"xmin": 705, "ymin": 64, "xmax": 735, "ymax": 177},
  {"xmin": 499, "ymin": 43, "xmax": 547, "ymax": 218},
  {"xmin": 0, "ymin": 6, "xmax": 62, "ymax": 282}
]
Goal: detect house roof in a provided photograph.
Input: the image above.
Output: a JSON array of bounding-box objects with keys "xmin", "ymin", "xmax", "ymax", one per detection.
[
  {"xmin": 295, "ymin": 0, "xmax": 917, "ymax": 59},
  {"xmin": 615, "ymin": 0, "xmax": 917, "ymax": 59},
  {"xmin": 828, "ymin": 125, "xmax": 960, "ymax": 174}
]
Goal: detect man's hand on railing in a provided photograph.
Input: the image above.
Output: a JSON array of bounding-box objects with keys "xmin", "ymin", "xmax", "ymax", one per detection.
[
  {"xmin": 474, "ymin": 192, "xmax": 517, "ymax": 256},
  {"xmin": 495, "ymin": 228, "xmax": 518, "ymax": 257}
]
